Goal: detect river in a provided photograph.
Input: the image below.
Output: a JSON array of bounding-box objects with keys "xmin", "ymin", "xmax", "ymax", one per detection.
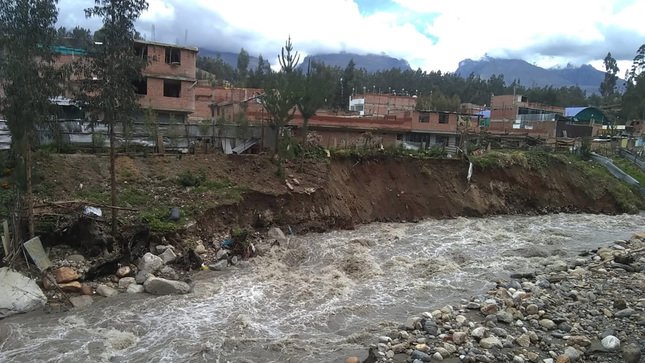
[{"xmin": 1, "ymin": 213, "xmax": 644, "ymax": 363}]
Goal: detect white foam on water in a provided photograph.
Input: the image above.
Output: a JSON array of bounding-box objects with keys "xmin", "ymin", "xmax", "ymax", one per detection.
[{"xmin": 1, "ymin": 213, "xmax": 643, "ymax": 363}]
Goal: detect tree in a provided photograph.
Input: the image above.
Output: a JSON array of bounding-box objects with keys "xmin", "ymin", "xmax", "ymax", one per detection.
[
  {"xmin": 296, "ymin": 60, "xmax": 330, "ymax": 142},
  {"xmin": 236, "ymin": 48, "xmax": 249, "ymax": 87},
  {"xmin": 0, "ymin": 0, "xmax": 62, "ymax": 238},
  {"xmin": 75, "ymin": 0, "xmax": 148, "ymax": 238},
  {"xmin": 623, "ymin": 44, "xmax": 645, "ymax": 120},
  {"xmin": 260, "ymin": 36, "xmax": 300, "ymax": 161},
  {"xmin": 600, "ymin": 52, "xmax": 619, "ymax": 102}
]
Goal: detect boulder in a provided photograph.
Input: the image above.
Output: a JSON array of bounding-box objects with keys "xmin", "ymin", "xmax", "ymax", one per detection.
[
  {"xmin": 126, "ymin": 284, "xmax": 145, "ymax": 294},
  {"xmin": 116, "ymin": 266, "xmax": 132, "ymax": 278},
  {"xmin": 160, "ymin": 248, "xmax": 177, "ymax": 264},
  {"xmin": 135, "ymin": 270, "xmax": 151, "ymax": 284},
  {"xmin": 96, "ymin": 284, "xmax": 119, "ymax": 297},
  {"xmin": 601, "ymin": 335, "xmax": 620, "ymax": 350},
  {"xmin": 480, "ymin": 336, "xmax": 502, "ymax": 349},
  {"xmin": 209, "ymin": 260, "xmax": 228, "ymax": 271},
  {"xmin": 0, "ymin": 268, "xmax": 47, "ymax": 318},
  {"xmin": 267, "ymin": 227, "xmax": 287, "ymax": 244},
  {"xmin": 58, "ymin": 281, "xmax": 82, "ymax": 293},
  {"xmin": 143, "ymin": 276, "xmax": 191, "ymax": 295},
  {"xmin": 69, "ymin": 295, "xmax": 93, "ymax": 308},
  {"xmin": 137, "ymin": 252, "xmax": 163, "ymax": 273},
  {"xmin": 194, "ymin": 241, "xmax": 207, "ymax": 254},
  {"xmin": 53, "ymin": 266, "xmax": 79, "ymax": 283},
  {"xmin": 158, "ymin": 266, "xmax": 178, "ymax": 280},
  {"xmin": 118, "ymin": 277, "xmax": 136, "ymax": 290},
  {"xmin": 80, "ymin": 283, "xmax": 93, "ymax": 295}
]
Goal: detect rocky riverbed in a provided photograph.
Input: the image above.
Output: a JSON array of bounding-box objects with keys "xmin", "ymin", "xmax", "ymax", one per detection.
[{"xmin": 360, "ymin": 233, "xmax": 645, "ymax": 363}]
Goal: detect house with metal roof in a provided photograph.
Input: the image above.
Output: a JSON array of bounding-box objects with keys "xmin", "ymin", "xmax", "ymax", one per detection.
[{"xmin": 564, "ymin": 107, "xmax": 609, "ymax": 125}]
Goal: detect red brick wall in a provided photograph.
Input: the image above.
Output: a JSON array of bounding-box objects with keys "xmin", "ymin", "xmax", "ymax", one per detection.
[
  {"xmin": 137, "ymin": 77, "xmax": 195, "ymax": 113},
  {"xmin": 143, "ymin": 44, "xmax": 196, "ymax": 80}
]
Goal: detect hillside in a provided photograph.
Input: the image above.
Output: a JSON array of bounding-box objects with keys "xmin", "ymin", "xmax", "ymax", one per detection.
[
  {"xmin": 456, "ymin": 57, "xmax": 624, "ymax": 95},
  {"xmin": 300, "ymin": 52, "xmax": 411, "ymax": 72}
]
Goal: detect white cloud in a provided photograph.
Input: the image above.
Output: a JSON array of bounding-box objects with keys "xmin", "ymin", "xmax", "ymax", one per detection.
[{"xmin": 55, "ymin": 0, "xmax": 645, "ymax": 73}]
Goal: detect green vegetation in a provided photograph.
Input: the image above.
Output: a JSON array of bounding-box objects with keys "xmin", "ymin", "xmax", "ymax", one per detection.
[
  {"xmin": 331, "ymin": 144, "xmax": 447, "ymax": 160},
  {"xmin": 177, "ymin": 169, "xmax": 207, "ymax": 187},
  {"xmin": 470, "ymin": 150, "xmax": 563, "ymax": 171},
  {"xmin": 140, "ymin": 208, "xmax": 181, "ymax": 233},
  {"xmin": 612, "ymin": 156, "xmax": 645, "ymax": 185}
]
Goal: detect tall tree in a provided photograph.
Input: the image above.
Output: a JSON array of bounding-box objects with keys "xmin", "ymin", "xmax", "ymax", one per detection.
[
  {"xmin": 236, "ymin": 48, "xmax": 250, "ymax": 87},
  {"xmin": 600, "ymin": 52, "xmax": 619, "ymax": 102},
  {"xmin": 260, "ymin": 36, "xmax": 300, "ymax": 158},
  {"xmin": 296, "ymin": 60, "xmax": 330, "ymax": 142},
  {"xmin": 0, "ymin": 0, "xmax": 62, "ymax": 238},
  {"xmin": 623, "ymin": 44, "xmax": 645, "ymax": 120},
  {"xmin": 76, "ymin": 0, "xmax": 148, "ymax": 238}
]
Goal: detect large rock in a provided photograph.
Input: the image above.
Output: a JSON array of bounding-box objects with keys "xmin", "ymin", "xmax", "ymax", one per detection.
[
  {"xmin": 0, "ymin": 268, "xmax": 47, "ymax": 318},
  {"xmin": 53, "ymin": 266, "xmax": 79, "ymax": 283},
  {"xmin": 267, "ymin": 227, "xmax": 287, "ymax": 244},
  {"xmin": 137, "ymin": 252, "xmax": 163, "ymax": 273},
  {"xmin": 69, "ymin": 295, "xmax": 93, "ymax": 308},
  {"xmin": 118, "ymin": 277, "xmax": 136, "ymax": 290},
  {"xmin": 160, "ymin": 248, "xmax": 177, "ymax": 264},
  {"xmin": 143, "ymin": 276, "xmax": 191, "ymax": 295},
  {"xmin": 126, "ymin": 284, "xmax": 145, "ymax": 294},
  {"xmin": 58, "ymin": 281, "xmax": 82, "ymax": 293},
  {"xmin": 96, "ymin": 284, "xmax": 119, "ymax": 297},
  {"xmin": 480, "ymin": 336, "xmax": 502, "ymax": 349},
  {"xmin": 116, "ymin": 266, "xmax": 132, "ymax": 278}
]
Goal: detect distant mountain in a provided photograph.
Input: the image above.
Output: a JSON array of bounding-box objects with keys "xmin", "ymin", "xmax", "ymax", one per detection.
[
  {"xmin": 455, "ymin": 57, "xmax": 623, "ymax": 95},
  {"xmin": 198, "ymin": 49, "xmax": 260, "ymax": 70},
  {"xmin": 301, "ymin": 52, "xmax": 411, "ymax": 73}
]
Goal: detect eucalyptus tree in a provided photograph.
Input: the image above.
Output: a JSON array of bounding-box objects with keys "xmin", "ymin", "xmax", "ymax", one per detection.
[
  {"xmin": 0, "ymin": 0, "xmax": 62, "ymax": 238},
  {"xmin": 75, "ymin": 0, "xmax": 148, "ymax": 237}
]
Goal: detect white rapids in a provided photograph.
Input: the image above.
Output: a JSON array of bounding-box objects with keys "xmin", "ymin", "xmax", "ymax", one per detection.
[{"xmin": 1, "ymin": 213, "xmax": 643, "ymax": 363}]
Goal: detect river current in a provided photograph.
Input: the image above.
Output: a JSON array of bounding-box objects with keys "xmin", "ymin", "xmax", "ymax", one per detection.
[{"xmin": 1, "ymin": 213, "xmax": 644, "ymax": 363}]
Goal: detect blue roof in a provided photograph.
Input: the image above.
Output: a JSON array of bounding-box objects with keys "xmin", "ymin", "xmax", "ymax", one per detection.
[
  {"xmin": 564, "ymin": 107, "xmax": 587, "ymax": 117},
  {"xmin": 478, "ymin": 110, "xmax": 491, "ymax": 118}
]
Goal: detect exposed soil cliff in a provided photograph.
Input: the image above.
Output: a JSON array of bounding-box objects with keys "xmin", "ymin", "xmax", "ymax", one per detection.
[
  {"xmin": 23, "ymin": 152, "xmax": 642, "ymax": 242},
  {"xmin": 198, "ymin": 155, "xmax": 638, "ymax": 235}
]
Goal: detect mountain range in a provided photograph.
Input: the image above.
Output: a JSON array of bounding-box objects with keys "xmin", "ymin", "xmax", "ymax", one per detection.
[
  {"xmin": 199, "ymin": 49, "xmax": 410, "ymax": 73},
  {"xmin": 198, "ymin": 49, "xmax": 616, "ymax": 94},
  {"xmin": 455, "ymin": 57, "xmax": 622, "ymax": 95}
]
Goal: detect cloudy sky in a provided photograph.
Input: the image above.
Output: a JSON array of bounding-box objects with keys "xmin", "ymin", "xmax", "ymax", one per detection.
[{"xmin": 57, "ymin": 0, "xmax": 645, "ymax": 73}]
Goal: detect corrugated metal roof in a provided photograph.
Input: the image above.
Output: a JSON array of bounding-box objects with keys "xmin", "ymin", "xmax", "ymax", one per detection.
[{"xmin": 564, "ymin": 107, "xmax": 587, "ymax": 117}]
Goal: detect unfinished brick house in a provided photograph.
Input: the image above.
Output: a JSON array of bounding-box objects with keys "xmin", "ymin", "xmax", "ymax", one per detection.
[
  {"xmin": 488, "ymin": 94, "xmax": 565, "ymax": 138},
  {"xmin": 133, "ymin": 40, "xmax": 198, "ymax": 123}
]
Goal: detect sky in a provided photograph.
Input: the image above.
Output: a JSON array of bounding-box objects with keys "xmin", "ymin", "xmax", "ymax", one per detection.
[{"xmin": 56, "ymin": 0, "xmax": 645, "ymax": 74}]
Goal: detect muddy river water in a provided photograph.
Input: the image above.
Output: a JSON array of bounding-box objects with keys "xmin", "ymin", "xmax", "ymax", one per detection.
[{"xmin": 1, "ymin": 213, "xmax": 644, "ymax": 363}]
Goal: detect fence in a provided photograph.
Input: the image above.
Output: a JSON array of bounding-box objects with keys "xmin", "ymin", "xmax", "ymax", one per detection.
[{"xmin": 0, "ymin": 119, "xmax": 277, "ymax": 154}]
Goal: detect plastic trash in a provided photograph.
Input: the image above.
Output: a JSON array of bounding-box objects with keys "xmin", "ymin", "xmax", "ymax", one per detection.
[
  {"xmin": 168, "ymin": 207, "xmax": 180, "ymax": 221},
  {"xmin": 220, "ymin": 239, "xmax": 234, "ymax": 249},
  {"xmin": 83, "ymin": 206, "xmax": 102, "ymax": 217}
]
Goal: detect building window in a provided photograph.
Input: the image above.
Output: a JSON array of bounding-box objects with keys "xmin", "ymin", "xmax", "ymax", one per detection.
[
  {"xmin": 419, "ymin": 113, "xmax": 430, "ymax": 123},
  {"xmin": 435, "ymin": 135, "xmax": 448, "ymax": 146},
  {"xmin": 163, "ymin": 80, "xmax": 181, "ymax": 98},
  {"xmin": 165, "ymin": 48, "xmax": 181, "ymax": 64},
  {"xmin": 439, "ymin": 113, "xmax": 449, "ymax": 124},
  {"xmin": 134, "ymin": 43, "xmax": 148, "ymax": 60},
  {"xmin": 133, "ymin": 78, "xmax": 147, "ymax": 95}
]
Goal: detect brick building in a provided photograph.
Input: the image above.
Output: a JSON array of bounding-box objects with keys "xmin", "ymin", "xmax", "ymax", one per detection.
[
  {"xmin": 489, "ymin": 94, "xmax": 565, "ymax": 138},
  {"xmin": 133, "ymin": 40, "xmax": 198, "ymax": 123}
]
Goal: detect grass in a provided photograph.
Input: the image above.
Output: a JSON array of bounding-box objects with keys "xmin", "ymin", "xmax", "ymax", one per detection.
[
  {"xmin": 611, "ymin": 156, "xmax": 645, "ymax": 186},
  {"xmin": 140, "ymin": 208, "xmax": 182, "ymax": 233},
  {"xmin": 470, "ymin": 150, "xmax": 558, "ymax": 170},
  {"xmin": 566, "ymin": 156, "xmax": 645, "ymax": 213}
]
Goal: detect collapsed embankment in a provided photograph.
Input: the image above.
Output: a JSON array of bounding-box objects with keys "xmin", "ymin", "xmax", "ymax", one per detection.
[{"xmin": 199, "ymin": 154, "xmax": 641, "ymax": 235}]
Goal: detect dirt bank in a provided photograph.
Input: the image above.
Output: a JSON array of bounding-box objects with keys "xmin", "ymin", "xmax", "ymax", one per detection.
[
  {"xmin": 25, "ymin": 151, "xmax": 643, "ymax": 243},
  {"xmin": 198, "ymin": 155, "xmax": 637, "ymax": 235}
]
